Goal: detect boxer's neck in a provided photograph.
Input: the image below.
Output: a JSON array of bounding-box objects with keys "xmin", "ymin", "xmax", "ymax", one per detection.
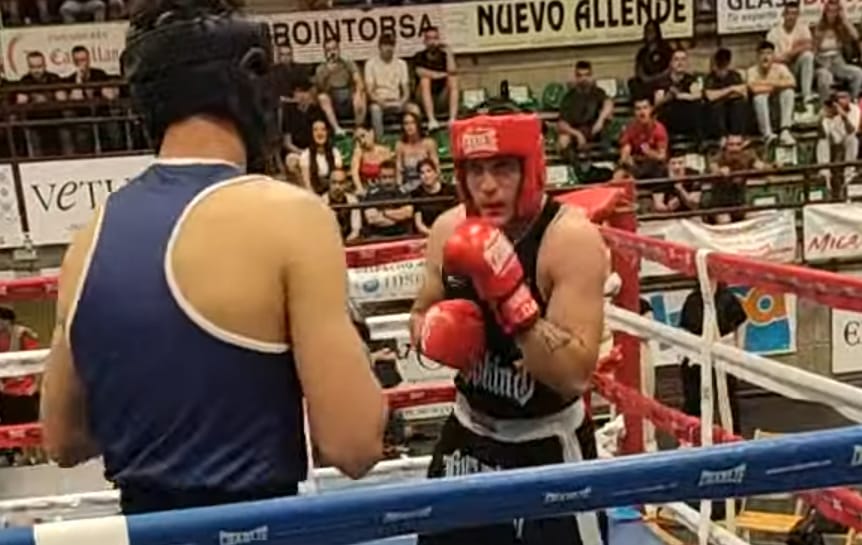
[{"xmin": 159, "ymin": 116, "xmax": 246, "ymax": 168}]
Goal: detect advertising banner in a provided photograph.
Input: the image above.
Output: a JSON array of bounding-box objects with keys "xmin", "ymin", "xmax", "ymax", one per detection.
[
  {"xmin": 647, "ymin": 286, "xmax": 798, "ymax": 366},
  {"xmin": 20, "ymin": 155, "xmax": 154, "ymax": 246},
  {"xmin": 0, "ymin": 0, "xmax": 694, "ymax": 71},
  {"xmin": 803, "ymin": 203, "xmax": 862, "ymax": 262},
  {"xmin": 717, "ymin": 0, "xmax": 862, "ymax": 35}
]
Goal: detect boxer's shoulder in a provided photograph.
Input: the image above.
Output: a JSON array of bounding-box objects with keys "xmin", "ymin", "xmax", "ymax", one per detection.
[
  {"xmin": 204, "ymin": 175, "xmax": 330, "ymax": 227},
  {"xmin": 539, "ymin": 204, "xmax": 608, "ymax": 275},
  {"xmin": 426, "ymin": 204, "xmax": 466, "ymax": 257}
]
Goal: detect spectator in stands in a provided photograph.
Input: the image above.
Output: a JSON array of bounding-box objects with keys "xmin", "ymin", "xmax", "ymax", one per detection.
[
  {"xmin": 767, "ymin": 2, "xmax": 817, "ymax": 104},
  {"xmin": 315, "ymin": 38, "xmax": 366, "ymax": 135},
  {"xmin": 629, "ymin": 20, "xmax": 674, "ymax": 101},
  {"xmin": 678, "ymin": 280, "xmax": 747, "ymax": 436},
  {"xmin": 395, "ymin": 111, "xmax": 439, "ymax": 193},
  {"xmin": 412, "ymin": 26, "xmax": 459, "ymax": 130},
  {"xmin": 412, "ymin": 159, "xmax": 455, "ymax": 235},
  {"xmin": 271, "ymin": 45, "xmax": 311, "ymax": 102},
  {"xmin": 322, "ymin": 168, "xmax": 362, "ymax": 242},
  {"xmin": 748, "ymin": 41, "xmax": 797, "ymax": 146},
  {"xmin": 350, "ymin": 126, "xmax": 392, "ymax": 195},
  {"xmin": 60, "ymin": 0, "xmax": 122, "ymax": 22},
  {"xmin": 64, "ymin": 45, "xmax": 119, "ymax": 154},
  {"xmin": 556, "ymin": 60, "xmax": 614, "ymax": 163},
  {"xmin": 652, "ymin": 154, "xmax": 701, "ymax": 213},
  {"xmin": 709, "ymin": 134, "xmax": 768, "ymax": 223},
  {"xmin": 365, "ymin": 32, "xmax": 410, "ymax": 140},
  {"xmin": 362, "ymin": 160, "xmax": 414, "ymax": 238},
  {"xmin": 282, "ymin": 80, "xmax": 325, "ymax": 158},
  {"xmin": 15, "ymin": 51, "xmax": 67, "ymax": 158},
  {"xmin": 704, "ymin": 48, "xmax": 749, "ymax": 141},
  {"xmin": 814, "ymin": 0, "xmax": 862, "ymax": 100},
  {"xmin": 619, "ymin": 97, "xmax": 669, "ymax": 179},
  {"xmin": 654, "ymin": 48, "xmax": 703, "ymax": 142},
  {"xmin": 300, "ymin": 119, "xmax": 343, "ymax": 195},
  {"xmin": 817, "ymin": 82, "xmax": 860, "ymax": 184}
]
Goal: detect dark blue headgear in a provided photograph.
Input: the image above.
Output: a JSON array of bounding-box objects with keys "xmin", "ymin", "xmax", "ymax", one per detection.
[{"xmin": 121, "ymin": 0, "xmax": 278, "ymax": 173}]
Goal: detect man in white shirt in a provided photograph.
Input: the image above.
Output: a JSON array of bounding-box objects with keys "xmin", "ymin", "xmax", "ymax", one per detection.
[
  {"xmin": 766, "ymin": 1, "xmax": 816, "ymax": 103},
  {"xmin": 748, "ymin": 41, "xmax": 798, "ymax": 146},
  {"xmin": 817, "ymin": 82, "xmax": 860, "ymax": 183},
  {"xmin": 364, "ymin": 31, "xmax": 410, "ymax": 137}
]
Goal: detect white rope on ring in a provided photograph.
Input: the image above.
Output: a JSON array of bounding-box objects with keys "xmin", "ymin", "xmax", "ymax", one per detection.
[{"xmin": 605, "ymin": 305, "xmax": 862, "ymax": 422}]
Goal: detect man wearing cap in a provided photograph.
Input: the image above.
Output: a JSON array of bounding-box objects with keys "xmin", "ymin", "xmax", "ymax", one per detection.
[
  {"xmin": 410, "ymin": 105, "xmax": 609, "ymax": 545},
  {"xmin": 364, "ymin": 31, "xmax": 411, "ymax": 139}
]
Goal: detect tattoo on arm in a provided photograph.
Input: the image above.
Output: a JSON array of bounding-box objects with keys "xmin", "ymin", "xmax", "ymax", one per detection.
[{"xmin": 532, "ymin": 320, "xmax": 573, "ymax": 354}]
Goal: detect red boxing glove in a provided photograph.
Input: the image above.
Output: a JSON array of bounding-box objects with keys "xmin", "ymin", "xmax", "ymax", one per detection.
[
  {"xmin": 418, "ymin": 299, "xmax": 486, "ymax": 372},
  {"xmin": 443, "ymin": 219, "xmax": 540, "ymax": 334}
]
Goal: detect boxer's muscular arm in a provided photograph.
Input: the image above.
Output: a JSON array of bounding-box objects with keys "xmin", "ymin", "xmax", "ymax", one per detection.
[
  {"xmin": 409, "ymin": 206, "xmax": 461, "ymax": 338},
  {"xmin": 284, "ymin": 197, "xmax": 386, "ymax": 479},
  {"xmin": 516, "ymin": 213, "xmax": 609, "ymax": 398},
  {"xmin": 41, "ymin": 217, "xmax": 100, "ymax": 467}
]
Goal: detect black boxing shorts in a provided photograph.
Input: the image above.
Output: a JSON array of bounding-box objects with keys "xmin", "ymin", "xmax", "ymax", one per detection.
[{"xmin": 418, "ymin": 396, "xmax": 608, "ymax": 545}]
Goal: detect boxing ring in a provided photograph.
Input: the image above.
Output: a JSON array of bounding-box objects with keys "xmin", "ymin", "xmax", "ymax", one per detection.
[{"xmin": 0, "ymin": 183, "xmax": 861, "ymax": 544}]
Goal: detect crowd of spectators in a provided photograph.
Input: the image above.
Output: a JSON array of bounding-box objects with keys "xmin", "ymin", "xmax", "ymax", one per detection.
[{"xmin": 1, "ymin": 0, "xmax": 862, "ymax": 243}]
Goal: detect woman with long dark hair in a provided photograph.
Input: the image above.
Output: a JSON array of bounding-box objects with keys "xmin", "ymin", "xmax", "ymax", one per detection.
[
  {"xmin": 628, "ymin": 20, "xmax": 674, "ymax": 101},
  {"xmin": 814, "ymin": 0, "xmax": 862, "ymax": 98},
  {"xmin": 395, "ymin": 111, "xmax": 438, "ymax": 193},
  {"xmin": 300, "ymin": 119, "xmax": 343, "ymax": 195}
]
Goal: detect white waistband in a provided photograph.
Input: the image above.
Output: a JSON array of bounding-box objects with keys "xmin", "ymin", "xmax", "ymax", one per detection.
[
  {"xmin": 451, "ymin": 394, "xmax": 604, "ymax": 545},
  {"xmin": 453, "ymin": 393, "xmax": 585, "ymax": 444}
]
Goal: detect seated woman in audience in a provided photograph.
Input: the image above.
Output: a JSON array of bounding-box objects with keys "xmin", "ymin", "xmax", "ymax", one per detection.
[
  {"xmin": 814, "ymin": 0, "xmax": 862, "ymax": 99},
  {"xmin": 412, "ymin": 159, "xmax": 456, "ymax": 236},
  {"xmin": 629, "ymin": 20, "xmax": 674, "ymax": 101},
  {"xmin": 321, "ymin": 168, "xmax": 362, "ymax": 243},
  {"xmin": 652, "ymin": 154, "xmax": 702, "ymax": 214},
  {"xmin": 300, "ymin": 119, "xmax": 343, "ymax": 194},
  {"xmin": 350, "ymin": 126, "xmax": 392, "ymax": 195},
  {"xmin": 395, "ymin": 111, "xmax": 439, "ymax": 193}
]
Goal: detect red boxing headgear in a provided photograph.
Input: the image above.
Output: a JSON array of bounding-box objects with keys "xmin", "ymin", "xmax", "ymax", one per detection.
[{"xmin": 450, "ymin": 113, "xmax": 546, "ymax": 221}]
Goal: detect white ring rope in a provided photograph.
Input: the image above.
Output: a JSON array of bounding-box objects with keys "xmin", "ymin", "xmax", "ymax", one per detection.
[{"xmin": 605, "ymin": 305, "xmax": 862, "ymax": 422}]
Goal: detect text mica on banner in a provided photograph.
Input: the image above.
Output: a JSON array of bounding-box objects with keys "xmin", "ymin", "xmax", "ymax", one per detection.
[
  {"xmin": 718, "ymin": 0, "xmax": 862, "ymax": 35},
  {"xmin": 803, "ymin": 202, "xmax": 862, "ymax": 262},
  {"xmin": 0, "ymin": 0, "xmax": 694, "ymax": 77}
]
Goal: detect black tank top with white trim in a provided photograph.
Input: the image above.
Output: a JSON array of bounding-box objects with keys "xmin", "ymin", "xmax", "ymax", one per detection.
[{"xmin": 442, "ymin": 199, "xmax": 579, "ymax": 419}]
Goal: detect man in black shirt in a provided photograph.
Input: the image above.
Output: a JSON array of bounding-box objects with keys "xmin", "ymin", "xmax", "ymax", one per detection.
[
  {"xmin": 678, "ymin": 281, "xmax": 748, "ymax": 435},
  {"xmin": 704, "ymin": 48, "xmax": 749, "ymax": 140},
  {"xmin": 15, "ymin": 51, "xmax": 66, "ymax": 157},
  {"xmin": 64, "ymin": 45, "xmax": 118, "ymax": 153},
  {"xmin": 412, "ymin": 26, "xmax": 458, "ymax": 131},
  {"xmin": 362, "ymin": 160, "xmax": 413, "ymax": 238},
  {"xmin": 282, "ymin": 79, "xmax": 325, "ymax": 158},
  {"xmin": 654, "ymin": 48, "xmax": 703, "ymax": 142},
  {"xmin": 652, "ymin": 154, "xmax": 701, "ymax": 213},
  {"xmin": 557, "ymin": 60, "xmax": 614, "ymax": 163},
  {"xmin": 270, "ymin": 45, "xmax": 311, "ymax": 102},
  {"xmin": 411, "ymin": 159, "xmax": 456, "ymax": 235}
]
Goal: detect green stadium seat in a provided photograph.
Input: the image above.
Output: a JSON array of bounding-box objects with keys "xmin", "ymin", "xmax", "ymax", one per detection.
[
  {"xmin": 434, "ymin": 130, "xmax": 451, "ymax": 161},
  {"xmin": 541, "ymin": 82, "xmax": 565, "ymax": 111},
  {"xmin": 333, "ymin": 134, "xmax": 354, "ymax": 164}
]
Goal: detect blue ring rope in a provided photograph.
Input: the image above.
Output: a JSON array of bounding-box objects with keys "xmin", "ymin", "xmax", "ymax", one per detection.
[{"xmin": 2, "ymin": 426, "xmax": 861, "ymax": 545}]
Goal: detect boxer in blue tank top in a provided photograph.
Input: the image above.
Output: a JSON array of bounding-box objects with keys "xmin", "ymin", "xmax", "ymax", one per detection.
[{"xmin": 39, "ymin": 0, "xmax": 387, "ymax": 515}]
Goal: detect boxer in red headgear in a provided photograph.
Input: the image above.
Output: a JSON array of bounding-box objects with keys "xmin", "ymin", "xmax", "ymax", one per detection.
[{"xmin": 410, "ymin": 105, "xmax": 610, "ymax": 545}]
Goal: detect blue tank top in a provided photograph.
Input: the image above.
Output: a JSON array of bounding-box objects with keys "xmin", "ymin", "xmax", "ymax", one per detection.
[{"xmin": 70, "ymin": 161, "xmax": 306, "ymax": 506}]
